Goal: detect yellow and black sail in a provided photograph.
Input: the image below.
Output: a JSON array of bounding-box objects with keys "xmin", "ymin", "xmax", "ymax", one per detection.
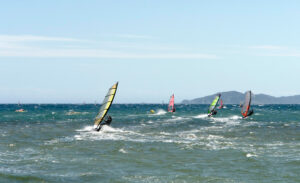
[{"xmin": 94, "ymin": 82, "xmax": 118, "ymax": 129}]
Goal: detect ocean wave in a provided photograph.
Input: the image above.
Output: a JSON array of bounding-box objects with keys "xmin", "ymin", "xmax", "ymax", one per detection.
[
  {"xmin": 210, "ymin": 115, "xmax": 241, "ymax": 125},
  {"xmin": 74, "ymin": 125, "xmax": 145, "ymax": 142},
  {"xmin": 153, "ymin": 109, "xmax": 167, "ymax": 115},
  {"xmin": 119, "ymin": 148, "xmax": 127, "ymax": 153},
  {"xmin": 76, "ymin": 125, "xmax": 94, "ymax": 131},
  {"xmin": 165, "ymin": 116, "xmax": 189, "ymax": 122},
  {"xmin": 246, "ymin": 153, "xmax": 257, "ymax": 158},
  {"xmin": 193, "ymin": 114, "xmax": 207, "ymax": 118},
  {"xmin": 72, "ymin": 124, "xmax": 241, "ymax": 151},
  {"xmin": 44, "ymin": 136, "xmax": 75, "ymax": 145}
]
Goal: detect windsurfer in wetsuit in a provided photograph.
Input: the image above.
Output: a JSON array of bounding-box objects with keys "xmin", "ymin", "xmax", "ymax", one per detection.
[
  {"xmin": 247, "ymin": 109, "xmax": 254, "ymax": 117},
  {"xmin": 96, "ymin": 115, "xmax": 112, "ymax": 131},
  {"xmin": 208, "ymin": 109, "xmax": 217, "ymax": 117},
  {"xmin": 242, "ymin": 109, "xmax": 254, "ymax": 118}
]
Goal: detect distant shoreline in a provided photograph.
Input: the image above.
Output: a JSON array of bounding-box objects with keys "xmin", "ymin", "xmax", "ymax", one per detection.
[{"xmin": 182, "ymin": 91, "xmax": 300, "ymax": 105}]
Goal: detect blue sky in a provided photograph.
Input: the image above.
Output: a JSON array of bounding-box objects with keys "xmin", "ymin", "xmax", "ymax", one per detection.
[{"xmin": 1, "ymin": 0, "xmax": 300, "ymax": 103}]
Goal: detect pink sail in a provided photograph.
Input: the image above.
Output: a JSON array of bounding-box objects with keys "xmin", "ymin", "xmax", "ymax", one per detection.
[
  {"xmin": 218, "ymin": 99, "xmax": 224, "ymax": 109},
  {"xmin": 168, "ymin": 94, "xmax": 175, "ymax": 112}
]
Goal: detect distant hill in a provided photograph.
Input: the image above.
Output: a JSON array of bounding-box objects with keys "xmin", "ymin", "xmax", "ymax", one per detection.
[{"xmin": 181, "ymin": 91, "xmax": 300, "ymax": 104}]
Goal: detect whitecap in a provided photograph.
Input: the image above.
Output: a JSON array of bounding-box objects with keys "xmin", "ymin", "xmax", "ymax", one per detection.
[
  {"xmin": 210, "ymin": 115, "xmax": 241, "ymax": 125},
  {"xmin": 179, "ymin": 133, "xmax": 197, "ymax": 140},
  {"xmin": 119, "ymin": 148, "xmax": 127, "ymax": 153},
  {"xmin": 194, "ymin": 114, "xmax": 207, "ymax": 118},
  {"xmin": 76, "ymin": 125, "xmax": 94, "ymax": 132},
  {"xmin": 154, "ymin": 109, "xmax": 167, "ymax": 115},
  {"xmin": 207, "ymin": 135, "xmax": 224, "ymax": 140},
  {"xmin": 159, "ymin": 132, "xmax": 171, "ymax": 135},
  {"xmin": 246, "ymin": 153, "xmax": 257, "ymax": 158},
  {"xmin": 101, "ymin": 125, "xmax": 125, "ymax": 132},
  {"xmin": 230, "ymin": 115, "xmax": 241, "ymax": 120}
]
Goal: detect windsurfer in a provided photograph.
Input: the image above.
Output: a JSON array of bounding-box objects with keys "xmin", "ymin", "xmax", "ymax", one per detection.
[
  {"xmin": 15, "ymin": 109, "xmax": 25, "ymax": 112},
  {"xmin": 208, "ymin": 110, "xmax": 217, "ymax": 117},
  {"xmin": 248, "ymin": 109, "xmax": 254, "ymax": 116},
  {"xmin": 96, "ymin": 116, "xmax": 112, "ymax": 131},
  {"xmin": 242, "ymin": 109, "xmax": 254, "ymax": 118}
]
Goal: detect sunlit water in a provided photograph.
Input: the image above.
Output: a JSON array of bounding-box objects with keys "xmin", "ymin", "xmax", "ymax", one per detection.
[{"xmin": 0, "ymin": 104, "xmax": 299, "ymax": 182}]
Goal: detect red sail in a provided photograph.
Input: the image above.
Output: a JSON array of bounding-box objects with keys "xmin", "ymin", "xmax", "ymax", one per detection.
[
  {"xmin": 168, "ymin": 94, "xmax": 175, "ymax": 112},
  {"xmin": 218, "ymin": 99, "xmax": 223, "ymax": 109}
]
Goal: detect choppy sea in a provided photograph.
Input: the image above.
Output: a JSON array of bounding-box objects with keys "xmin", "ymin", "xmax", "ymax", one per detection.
[{"xmin": 0, "ymin": 104, "xmax": 299, "ymax": 183}]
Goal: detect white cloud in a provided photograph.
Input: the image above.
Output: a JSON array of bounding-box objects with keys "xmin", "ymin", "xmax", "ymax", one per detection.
[
  {"xmin": 0, "ymin": 34, "xmax": 218, "ymax": 59},
  {"xmin": 116, "ymin": 34, "xmax": 154, "ymax": 39},
  {"xmin": 101, "ymin": 41, "xmax": 184, "ymax": 51},
  {"xmin": 249, "ymin": 45, "xmax": 287, "ymax": 50},
  {"xmin": 0, "ymin": 48, "xmax": 217, "ymax": 59},
  {"xmin": 259, "ymin": 52, "xmax": 300, "ymax": 57},
  {"xmin": 249, "ymin": 45, "xmax": 300, "ymax": 57},
  {"xmin": 0, "ymin": 35, "xmax": 84, "ymax": 42}
]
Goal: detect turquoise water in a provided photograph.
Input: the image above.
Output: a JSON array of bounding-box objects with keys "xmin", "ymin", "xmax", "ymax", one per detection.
[{"xmin": 0, "ymin": 104, "xmax": 299, "ymax": 183}]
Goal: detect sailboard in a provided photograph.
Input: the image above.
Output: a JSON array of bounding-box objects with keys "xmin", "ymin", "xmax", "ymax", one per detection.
[
  {"xmin": 218, "ymin": 99, "xmax": 224, "ymax": 109},
  {"xmin": 241, "ymin": 90, "xmax": 252, "ymax": 118},
  {"xmin": 168, "ymin": 94, "xmax": 175, "ymax": 112},
  {"xmin": 208, "ymin": 94, "xmax": 221, "ymax": 115},
  {"xmin": 93, "ymin": 82, "xmax": 118, "ymax": 130}
]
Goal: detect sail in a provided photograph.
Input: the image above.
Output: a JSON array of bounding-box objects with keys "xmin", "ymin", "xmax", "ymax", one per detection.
[
  {"xmin": 218, "ymin": 99, "xmax": 223, "ymax": 109},
  {"xmin": 93, "ymin": 82, "xmax": 118, "ymax": 129},
  {"xmin": 168, "ymin": 94, "xmax": 175, "ymax": 112},
  {"xmin": 241, "ymin": 90, "xmax": 251, "ymax": 117},
  {"xmin": 208, "ymin": 94, "xmax": 221, "ymax": 114}
]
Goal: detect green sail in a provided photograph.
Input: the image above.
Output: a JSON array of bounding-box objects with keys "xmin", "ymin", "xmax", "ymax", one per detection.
[{"xmin": 208, "ymin": 94, "xmax": 221, "ymax": 114}]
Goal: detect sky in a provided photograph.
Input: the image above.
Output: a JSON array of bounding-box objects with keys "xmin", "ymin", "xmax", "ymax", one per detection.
[{"xmin": 1, "ymin": 0, "xmax": 300, "ymax": 103}]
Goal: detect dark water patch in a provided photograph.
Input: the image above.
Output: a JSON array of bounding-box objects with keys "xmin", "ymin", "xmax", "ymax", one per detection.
[{"xmin": 0, "ymin": 173, "xmax": 48, "ymax": 183}]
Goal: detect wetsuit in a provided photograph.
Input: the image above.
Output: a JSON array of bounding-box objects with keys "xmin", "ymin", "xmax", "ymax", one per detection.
[
  {"xmin": 247, "ymin": 109, "xmax": 254, "ymax": 117},
  {"xmin": 242, "ymin": 109, "xmax": 254, "ymax": 119},
  {"xmin": 96, "ymin": 116, "xmax": 112, "ymax": 131},
  {"xmin": 208, "ymin": 110, "xmax": 217, "ymax": 117}
]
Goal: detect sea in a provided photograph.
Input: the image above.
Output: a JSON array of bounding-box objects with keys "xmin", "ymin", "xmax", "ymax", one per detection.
[{"xmin": 0, "ymin": 104, "xmax": 299, "ymax": 183}]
